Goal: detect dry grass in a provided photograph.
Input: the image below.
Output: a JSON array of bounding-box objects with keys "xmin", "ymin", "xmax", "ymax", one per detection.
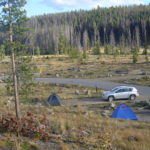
[
  {"xmin": 33, "ymin": 54, "xmax": 150, "ymax": 79},
  {"xmin": 31, "ymin": 82, "xmax": 103, "ymax": 100},
  {"xmin": 1, "ymin": 103, "xmax": 150, "ymax": 150},
  {"xmin": 117, "ymin": 76, "xmax": 150, "ymax": 86},
  {"xmin": 0, "ymin": 82, "xmax": 150, "ymax": 149},
  {"xmin": 0, "ymin": 54, "xmax": 150, "ymax": 149},
  {"xmin": 0, "ymin": 57, "xmax": 11, "ymax": 76},
  {"xmin": 1, "ymin": 54, "xmax": 150, "ymax": 80}
]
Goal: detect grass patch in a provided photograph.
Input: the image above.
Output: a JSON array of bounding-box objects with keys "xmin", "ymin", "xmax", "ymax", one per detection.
[
  {"xmin": 1, "ymin": 55, "xmax": 150, "ymax": 80},
  {"xmin": 116, "ymin": 76, "xmax": 150, "ymax": 86}
]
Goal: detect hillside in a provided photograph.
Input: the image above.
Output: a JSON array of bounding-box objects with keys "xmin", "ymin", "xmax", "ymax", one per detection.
[
  {"xmin": 0, "ymin": 5, "xmax": 150, "ymax": 54},
  {"xmin": 14, "ymin": 5, "xmax": 150, "ymax": 54}
]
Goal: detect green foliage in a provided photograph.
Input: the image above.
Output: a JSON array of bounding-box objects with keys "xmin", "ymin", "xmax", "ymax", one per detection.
[
  {"xmin": 34, "ymin": 47, "xmax": 40, "ymax": 56},
  {"xmin": 93, "ymin": 41, "xmax": 100, "ymax": 55},
  {"xmin": 0, "ymin": 44, "xmax": 5, "ymax": 60},
  {"xmin": 0, "ymin": 0, "xmax": 28, "ymax": 42},
  {"xmin": 104, "ymin": 45, "xmax": 112, "ymax": 55},
  {"xmin": 82, "ymin": 50, "xmax": 87, "ymax": 59},
  {"xmin": 0, "ymin": 0, "xmax": 36, "ymax": 103},
  {"xmin": 0, "ymin": 4, "xmax": 150, "ymax": 54},
  {"xmin": 17, "ymin": 56, "xmax": 37, "ymax": 101},
  {"xmin": 142, "ymin": 45, "xmax": 148, "ymax": 55},
  {"xmin": 21, "ymin": 142, "xmax": 39, "ymax": 150},
  {"xmin": 58, "ymin": 32, "xmax": 67, "ymax": 54},
  {"xmin": 131, "ymin": 47, "xmax": 139, "ymax": 63},
  {"xmin": 5, "ymin": 141, "xmax": 15, "ymax": 149},
  {"xmin": 113, "ymin": 49, "xmax": 120, "ymax": 60},
  {"xmin": 21, "ymin": 142, "xmax": 30, "ymax": 150},
  {"xmin": 142, "ymin": 45, "xmax": 149, "ymax": 62},
  {"xmin": 4, "ymin": 56, "xmax": 37, "ymax": 101},
  {"xmin": 68, "ymin": 46, "xmax": 81, "ymax": 59}
]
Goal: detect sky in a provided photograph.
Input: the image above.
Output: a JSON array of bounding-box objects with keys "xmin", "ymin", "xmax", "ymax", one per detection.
[{"xmin": 25, "ymin": 0, "xmax": 150, "ymax": 17}]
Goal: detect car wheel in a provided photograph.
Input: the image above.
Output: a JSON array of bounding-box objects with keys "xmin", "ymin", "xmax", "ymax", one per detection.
[
  {"xmin": 108, "ymin": 96, "xmax": 114, "ymax": 102},
  {"xmin": 130, "ymin": 95, "xmax": 136, "ymax": 100}
]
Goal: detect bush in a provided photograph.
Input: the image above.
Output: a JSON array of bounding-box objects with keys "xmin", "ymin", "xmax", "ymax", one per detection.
[
  {"xmin": 131, "ymin": 47, "xmax": 139, "ymax": 64},
  {"xmin": 82, "ymin": 50, "xmax": 87, "ymax": 59},
  {"xmin": 141, "ymin": 76, "xmax": 150, "ymax": 81},
  {"xmin": 104, "ymin": 45, "xmax": 112, "ymax": 55},
  {"xmin": 0, "ymin": 112, "xmax": 52, "ymax": 141},
  {"xmin": 68, "ymin": 47, "xmax": 81, "ymax": 59},
  {"xmin": 93, "ymin": 42, "xmax": 100, "ymax": 55}
]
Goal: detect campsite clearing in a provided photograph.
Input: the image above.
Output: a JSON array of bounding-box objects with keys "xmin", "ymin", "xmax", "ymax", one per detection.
[
  {"xmin": 0, "ymin": 55, "xmax": 150, "ymax": 150},
  {"xmin": 0, "ymin": 55, "xmax": 150, "ymax": 86}
]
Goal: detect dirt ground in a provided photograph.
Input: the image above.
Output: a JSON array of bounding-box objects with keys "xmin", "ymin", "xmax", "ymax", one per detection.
[{"xmin": 62, "ymin": 96, "xmax": 150, "ymax": 122}]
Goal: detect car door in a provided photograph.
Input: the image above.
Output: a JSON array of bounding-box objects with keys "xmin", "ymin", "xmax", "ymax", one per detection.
[
  {"xmin": 114, "ymin": 89, "xmax": 124, "ymax": 99},
  {"xmin": 122, "ymin": 88, "xmax": 130, "ymax": 99},
  {"xmin": 114, "ymin": 88, "xmax": 129, "ymax": 99},
  {"xmin": 126, "ymin": 88, "xmax": 133, "ymax": 98}
]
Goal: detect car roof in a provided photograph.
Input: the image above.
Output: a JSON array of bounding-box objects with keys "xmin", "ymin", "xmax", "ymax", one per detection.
[{"xmin": 115, "ymin": 86, "xmax": 135, "ymax": 89}]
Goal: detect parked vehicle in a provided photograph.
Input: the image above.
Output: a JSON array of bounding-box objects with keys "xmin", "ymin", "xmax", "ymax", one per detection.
[{"xmin": 102, "ymin": 86, "xmax": 139, "ymax": 102}]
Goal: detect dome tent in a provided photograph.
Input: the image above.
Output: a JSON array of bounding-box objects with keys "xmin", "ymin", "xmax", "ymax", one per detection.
[
  {"xmin": 47, "ymin": 94, "xmax": 62, "ymax": 106},
  {"xmin": 111, "ymin": 104, "xmax": 138, "ymax": 120}
]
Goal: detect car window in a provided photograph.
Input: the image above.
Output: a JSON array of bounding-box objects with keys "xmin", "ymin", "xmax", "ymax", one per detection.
[
  {"xmin": 124, "ymin": 88, "xmax": 129, "ymax": 92},
  {"xmin": 124, "ymin": 88, "xmax": 133, "ymax": 92},
  {"xmin": 115, "ymin": 89, "xmax": 124, "ymax": 93},
  {"xmin": 128, "ymin": 88, "xmax": 133, "ymax": 92},
  {"xmin": 115, "ymin": 88, "xmax": 133, "ymax": 93},
  {"xmin": 111, "ymin": 88, "xmax": 119, "ymax": 92}
]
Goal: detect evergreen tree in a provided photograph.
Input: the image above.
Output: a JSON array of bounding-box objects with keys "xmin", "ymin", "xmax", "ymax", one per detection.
[
  {"xmin": 131, "ymin": 47, "xmax": 139, "ymax": 64},
  {"xmin": 35, "ymin": 46, "xmax": 40, "ymax": 55},
  {"xmin": 93, "ymin": 41, "xmax": 100, "ymax": 55},
  {"xmin": 68, "ymin": 46, "xmax": 80, "ymax": 58},
  {"xmin": 104, "ymin": 45, "xmax": 112, "ymax": 55},
  {"xmin": 58, "ymin": 32, "xmax": 67, "ymax": 54},
  {"xmin": 113, "ymin": 49, "xmax": 120, "ymax": 61},
  {"xmin": 0, "ymin": 0, "xmax": 27, "ymax": 118},
  {"xmin": 0, "ymin": 4, "xmax": 150, "ymax": 54},
  {"xmin": 17, "ymin": 56, "xmax": 36, "ymax": 101},
  {"xmin": 143, "ymin": 45, "xmax": 149, "ymax": 62}
]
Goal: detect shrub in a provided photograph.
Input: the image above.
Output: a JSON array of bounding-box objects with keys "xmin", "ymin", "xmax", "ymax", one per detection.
[
  {"xmin": 131, "ymin": 47, "xmax": 139, "ymax": 63},
  {"xmin": 68, "ymin": 47, "xmax": 81, "ymax": 59},
  {"xmin": 0, "ymin": 112, "xmax": 52, "ymax": 141},
  {"xmin": 104, "ymin": 45, "xmax": 112, "ymax": 55},
  {"xmin": 93, "ymin": 41, "xmax": 100, "ymax": 55}
]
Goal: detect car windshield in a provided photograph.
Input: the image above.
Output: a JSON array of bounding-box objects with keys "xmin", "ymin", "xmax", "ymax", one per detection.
[{"xmin": 111, "ymin": 88, "xmax": 119, "ymax": 92}]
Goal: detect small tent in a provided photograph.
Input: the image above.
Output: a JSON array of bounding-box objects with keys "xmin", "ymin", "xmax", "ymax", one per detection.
[
  {"xmin": 47, "ymin": 94, "xmax": 62, "ymax": 106},
  {"xmin": 111, "ymin": 104, "xmax": 138, "ymax": 120}
]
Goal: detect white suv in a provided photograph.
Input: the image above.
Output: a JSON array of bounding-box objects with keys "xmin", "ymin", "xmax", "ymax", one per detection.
[{"xmin": 102, "ymin": 86, "xmax": 139, "ymax": 102}]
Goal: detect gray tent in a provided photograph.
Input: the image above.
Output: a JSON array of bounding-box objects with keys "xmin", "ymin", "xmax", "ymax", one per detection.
[{"xmin": 47, "ymin": 94, "xmax": 62, "ymax": 106}]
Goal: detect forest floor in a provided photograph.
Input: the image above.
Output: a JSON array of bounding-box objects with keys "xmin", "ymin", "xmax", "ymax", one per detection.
[{"xmin": 0, "ymin": 54, "xmax": 150, "ymax": 150}]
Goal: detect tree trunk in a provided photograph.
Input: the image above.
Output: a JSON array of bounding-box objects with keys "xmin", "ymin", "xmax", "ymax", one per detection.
[
  {"xmin": 11, "ymin": 52, "xmax": 20, "ymax": 118},
  {"xmin": 9, "ymin": 2, "xmax": 20, "ymax": 118}
]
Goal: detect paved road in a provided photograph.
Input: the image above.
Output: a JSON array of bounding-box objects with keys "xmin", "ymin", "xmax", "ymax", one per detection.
[
  {"xmin": 35, "ymin": 78, "xmax": 150, "ymax": 97},
  {"xmin": 1, "ymin": 76, "xmax": 149, "ymax": 97}
]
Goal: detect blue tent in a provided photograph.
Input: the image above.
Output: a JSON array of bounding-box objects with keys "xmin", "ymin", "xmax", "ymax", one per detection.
[{"xmin": 111, "ymin": 104, "xmax": 138, "ymax": 120}]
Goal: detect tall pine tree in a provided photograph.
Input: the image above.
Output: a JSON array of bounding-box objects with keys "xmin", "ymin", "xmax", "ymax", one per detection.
[{"xmin": 0, "ymin": 0, "xmax": 27, "ymax": 118}]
